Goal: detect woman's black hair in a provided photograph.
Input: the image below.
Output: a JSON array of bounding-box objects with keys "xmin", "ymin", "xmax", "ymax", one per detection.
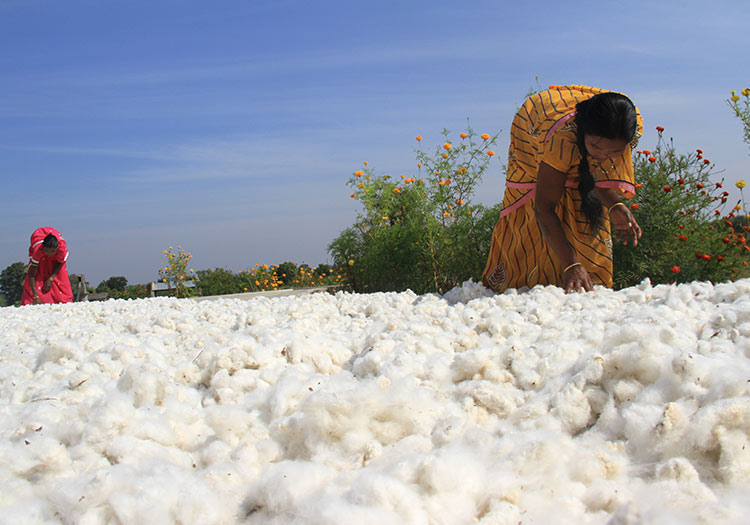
[
  {"xmin": 574, "ymin": 92, "xmax": 638, "ymax": 232},
  {"xmin": 42, "ymin": 233, "xmax": 59, "ymax": 249}
]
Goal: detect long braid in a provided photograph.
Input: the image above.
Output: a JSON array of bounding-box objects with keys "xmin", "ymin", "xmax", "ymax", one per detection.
[{"xmin": 574, "ymin": 101, "xmax": 603, "ymax": 233}]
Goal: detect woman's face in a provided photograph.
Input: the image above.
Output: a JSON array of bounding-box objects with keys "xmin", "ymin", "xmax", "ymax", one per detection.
[
  {"xmin": 43, "ymin": 246, "xmax": 58, "ymax": 257},
  {"xmin": 584, "ymin": 135, "xmax": 628, "ymax": 161}
]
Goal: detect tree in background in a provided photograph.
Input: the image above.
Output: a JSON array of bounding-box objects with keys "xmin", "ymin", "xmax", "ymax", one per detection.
[
  {"xmin": 96, "ymin": 276, "xmax": 128, "ymax": 293},
  {"xmin": 0, "ymin": 262, "xmax": 26, "ymax": 306}
]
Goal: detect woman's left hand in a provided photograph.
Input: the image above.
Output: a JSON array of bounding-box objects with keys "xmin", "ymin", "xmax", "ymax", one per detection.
[
  {"xmin": 42, "ymin": 277, "xmax": 53, "ymax": 293},
  {"xmin": 610, "ymin": 204, "xmax": 641, "ymax": 246}
]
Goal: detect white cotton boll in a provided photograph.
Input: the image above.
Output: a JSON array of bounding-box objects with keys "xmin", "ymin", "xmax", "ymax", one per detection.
[
  {"xmin": 655, "ymin": 457, "xmax": 700, "ymax": 483},
  {"xmin": 103, "ymin": 463, "xmax": 231, "ymax": 525},
  {"xmin": 116, "ymin": 365, "xmax": 169, "ymax": 407},
  {"xmin": 621, "ymin": 403, "xmax": 666, "ymax": 458},
  {"xmin": 80, "ymin": 392, "xmax": 137, "ymax": 452},
  {"xmin": 242, "ymin": 460, "xmax": 337, "ymax": 516},
  {"xmin": 203, "ymin": 404, "xmax": 256, "ymax": 447},
  {"xmin": 343, "ymin": 471, "xmax": 428, "ymax": 523},
  {"xmin": 715, "ymin": 426, "xmax": 750, "ymax": 483},
  {"xmin": 551, "ymin": 383, "xmax": 593, "ymax": 434},
  {"xmin": 581, "ymin": 479, "xmax": 627, "ymax": 513},
  {"xmin": 477, "ymin": 499, "xmax": 523, "ymax": 525},
  {"xmin": 35, "ymin": 338, "xmax": 83, "ymax": 368},
  {"xmin": 457, "ymin": 380, "xmax": 524, "ymax": 419},
  {"xmin": 418, "ymin": 447, "xmax": 492, "ymax": 523}
]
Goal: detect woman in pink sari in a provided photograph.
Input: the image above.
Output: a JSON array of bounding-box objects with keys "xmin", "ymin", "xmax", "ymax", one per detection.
[{"xmin": 21, "ymin": 227, "xmax": 73, "ymax": 305}]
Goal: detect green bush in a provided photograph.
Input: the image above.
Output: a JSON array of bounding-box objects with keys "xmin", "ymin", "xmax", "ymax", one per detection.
[
  {"xmin": 196, "ymin": 267, "xmax": 239, "ymax": 296},
  {"xmin": 0, "ymin": 262, "xmax": 26, "ymax": 306},
  {"xmin": 613, "ymin": 127, "xmax": 750, "ymax": 288},
  {"xmin": 329, "ymin": 122, "xmax": 502, "ymax": 294}
]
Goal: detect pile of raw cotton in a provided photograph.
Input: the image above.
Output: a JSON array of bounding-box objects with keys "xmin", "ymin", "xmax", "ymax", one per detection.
[{"xmin": 1, "ymin": 279, "xmax": 749, "ymax": 524}]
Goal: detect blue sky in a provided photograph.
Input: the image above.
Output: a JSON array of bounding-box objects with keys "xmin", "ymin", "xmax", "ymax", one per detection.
[{"xmin": 1, "ymin": 0, "xmax": 748, "ymax": 286}]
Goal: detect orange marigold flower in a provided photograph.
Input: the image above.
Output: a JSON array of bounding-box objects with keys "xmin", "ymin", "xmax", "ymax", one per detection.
[
  {"xmin": 417, "ymin": 163, "xmax": 422, "ymax": 168},
  {"xmin": 442, "ymin": 153, "xmax": 449, "ymax": 159},
  {"xmin": 642, "ymin": 149, "xmax": 652, "ymax": 155},
  {"xmin": 443, "ymin": 142, "xmax": 452, "ymax": 150},
  {"xmin": 663, "ymin": 186, "xmax": 672, "ymax": 192},
  {"xmin": 716, "ymin": 182, "xmax": 723, "ymax": 188},
  {"xmin": 416, "ymin": 136, "xmax": 422, "ymax": 141},
  {"xmin": 656, "ymin": 126, "xmax": 664, "ymax": 132},
  {"xmin": 715, "ymin": 210, "xmax": 721, "ymax": 215},
  {"xmin": 677, "ymin": 178, "xmax": 685, "ymax": 185},
  {"xmin": 355, "ymin": 171, "xmax": 363, "ymax": 177},
  {"xmin": 696, "ymin": 183, "xmax": 704, "ymax": 189},
  {"xmin": 456, "ymin": 199, "xmax": 463, "ymax": 205},
  {"xmin": 717, "ymin": 256, "xmax": 724, "ymax": 262},
  {"xmin": 481, "ymin": 133, "xmax": 490, "ymax": 140},
  {"xmin": 444, "ymin": 178, "xmax": 451, "ymax": 185},
  {"xmin": 635, "ymin": 183, "xmax": 643, "ymax": 188},
  {"xmin": 460, "ymin": 132, "xmax": 468, "ymax": 139},
  {"xmin": 487, "ymin": 150, "xmax": 495, "ymax": 156},
  {"xmin": 350, "ymin": 193, "xmax": 355, "ymax": 198},
  {"xmin": 364, "ymin": 161, "xmax": 368, "ymax": 165},
  {"xmin": 702, "ymin": 254, "xmax": 711, "ymax": 261},
  {"xmin": 679, "ymin": 234, "xmax": 687, "ymax": 241},
  {"xmin": 443, "ymin": 212, "xmax": 451, "ymax": 217},
  {"xmin": 703, "ymin": 159, "xmax": 710, "ymax": 165},
  {"xmin": 648, "ymin": 156, "xmax": 657, "ymax": 163},
  {"xmin": 696, "ymin": 149, "xmax": 703, "ymax": 154},
  {"xmin": 672, "ymin": 265, "xmax": 681, "ymax": 273},
  {"xmin": 630, "ymin": 203, "xmax": 639, "ymax": 210}
]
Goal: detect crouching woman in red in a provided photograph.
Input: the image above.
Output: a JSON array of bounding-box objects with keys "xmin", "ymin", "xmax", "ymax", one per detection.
[{"xmin": 21, "ymin": 227, "xmax": 73, "ymax": 305}]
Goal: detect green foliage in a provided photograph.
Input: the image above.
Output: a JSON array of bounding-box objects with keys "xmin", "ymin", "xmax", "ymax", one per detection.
[
  {"xmin": 96, "ymin": 276, "xmax": 127, "ymax": 293},
  {"xmin": 329, "ymin": 122, "xmax": 502, "ymax": 294},
  {"xmin": 159, "ymin": 246, "xmax": 194, "ymax": 298},
  {"xmin": 613, "ymin": 128, "xmax": 750, "ymax": 288},
  {"xmin": 0, "ymin": 262, "xmax": 26, "ymax": 306},
  {"xmin": 727, "ymin": 87, "xmax": 750, "ymax": 151},
  {"xmin": 196, "ymin": 267, "xmax": 238, "ymax": 296}
]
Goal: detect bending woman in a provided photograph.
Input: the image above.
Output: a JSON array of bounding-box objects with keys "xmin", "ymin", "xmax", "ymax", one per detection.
[
  {"xmin": 21, "ymin": 227, "xmax": 73, "ymax": 305},
  {"xmin": 482, "ymin": 85, "xmax": 643, "ymax": 293}
]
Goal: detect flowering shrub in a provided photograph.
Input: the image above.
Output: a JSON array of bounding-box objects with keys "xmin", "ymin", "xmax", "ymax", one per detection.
[
  {"xmin": 159, "ymin": 246, "xmax": 194, "ymax": 298},
  {"xmin": 612, "ymin": 127, "xmax": 750, "ymax": 288},
  {"xmin": 329, "ymin": 122, "xmax": 502, "ymax": 294},
  {"xmin": 727, "ymin": 87, "xmax": 750, "ymax": 151},
  {"xmin": 196, "ymin": 262, "xmax": 343, "ymax": 296}
]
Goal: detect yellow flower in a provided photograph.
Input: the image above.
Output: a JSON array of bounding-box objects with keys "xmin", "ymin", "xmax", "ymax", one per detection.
[
  {"xmin": 731, "ymin": 95, "xmax": 740, "ymax": 102},
  {"xmin": 737, "ymin": 180, "xmax": 746, "ymax": 189},
  {"xmin": 743, "ymin": 88, "xmax": 750, "ymax": 97},
  {"xmin": 443, "ymin": 142, "xmax": 452, "ymax": 150},
  {"xmin": 348, "ymin": 259, "xmax": 355, "ymax": 266}
]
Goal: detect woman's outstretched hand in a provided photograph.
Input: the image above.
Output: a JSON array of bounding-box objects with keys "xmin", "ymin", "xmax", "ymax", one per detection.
[
  {"xmin": 563, "ymin": 264, "xmax": 593, "ymax": 293},
  {"xmin": 610, "ymin": 204, "xmax": 642, "ymax": 246}
]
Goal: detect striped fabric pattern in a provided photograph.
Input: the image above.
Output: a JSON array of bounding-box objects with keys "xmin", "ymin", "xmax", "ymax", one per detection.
[{"xmin": 482, "ymin": 85, "xmax": 641, "ymax": 292}]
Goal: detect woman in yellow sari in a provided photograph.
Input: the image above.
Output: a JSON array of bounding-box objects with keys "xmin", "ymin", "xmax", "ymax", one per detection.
[{"xmin": 482, "ymin": 85, "xmax": 643, "ymax": 293}]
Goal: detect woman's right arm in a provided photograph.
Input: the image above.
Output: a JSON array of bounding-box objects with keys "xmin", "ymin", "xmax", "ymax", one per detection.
[
  {"xmin": 533, "ymin": 161, "xmax": 593, "ymax": 292},
  {"xmin": 28, "ymin": 264, "xmax": 42, "ymax": 303}
]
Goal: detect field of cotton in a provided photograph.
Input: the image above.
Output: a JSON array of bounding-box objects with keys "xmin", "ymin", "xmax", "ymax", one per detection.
[{"xmin": 1, "ymin": 279, "xmax": 750, "ymax": 524}]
